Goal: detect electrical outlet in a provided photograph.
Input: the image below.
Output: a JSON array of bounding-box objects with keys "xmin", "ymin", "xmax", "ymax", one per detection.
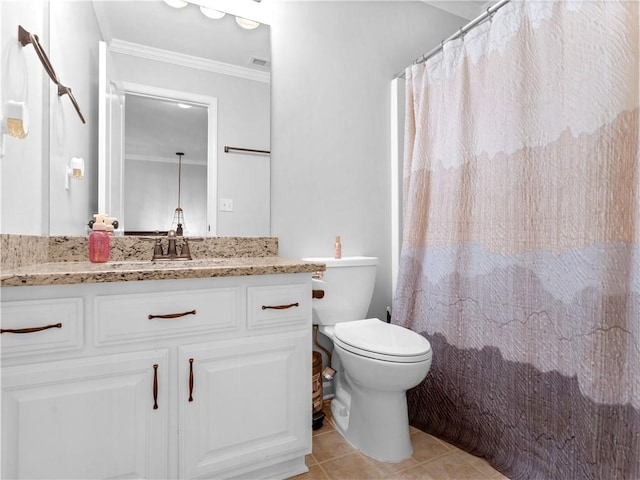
[{"xmin": 220, "ymin": 198, "xmax": 234, "ymax": 212}]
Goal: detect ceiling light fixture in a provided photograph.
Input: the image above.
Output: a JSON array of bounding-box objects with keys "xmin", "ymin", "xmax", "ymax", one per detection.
[
  {"xmin": 163, "ymin": 0, "xmax": 188, "ymax": 8},
  {"xmin": 199, "ymin": 6, "xmax": 226, "ymax": 19},
  {"xmin": 234, "ymin": 16, "xmax": 260, "ymax": 30},
  {"xmin": 162, "ymin": 0, "xmax": 262, "ymax": 29}
]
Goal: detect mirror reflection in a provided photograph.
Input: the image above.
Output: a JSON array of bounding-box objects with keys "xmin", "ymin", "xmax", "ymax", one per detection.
[
  {"xmin": 95, "ymin": 0, "xmax": 271, "ymax": 237},
  {"xmin": 124, "ymin": 94, "xmax": 208, "ymax": 236}
]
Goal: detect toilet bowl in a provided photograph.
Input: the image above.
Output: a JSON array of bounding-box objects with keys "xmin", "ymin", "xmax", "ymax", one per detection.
[{"xmin": 303, "ymin": 256, "xmax": 432, "ymax": 463}]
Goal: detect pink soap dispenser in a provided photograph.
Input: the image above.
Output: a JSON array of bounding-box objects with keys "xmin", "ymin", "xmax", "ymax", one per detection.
[
  {"xmin": 88, "ymin": 214, "xmax": 117, "ymax": 263},
  {"xmin": 89, "ymin": 230, "xmax": 110, "ymax": 263}
]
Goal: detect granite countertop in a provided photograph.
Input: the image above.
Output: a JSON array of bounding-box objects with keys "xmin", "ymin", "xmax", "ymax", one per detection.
[
  {"xmin": 1, "ymin": 257, "xmax": 326, "ymax": 287},
  {"xmin": 0, "ymin": 235, "xmax": 325, "ymax": 288}
]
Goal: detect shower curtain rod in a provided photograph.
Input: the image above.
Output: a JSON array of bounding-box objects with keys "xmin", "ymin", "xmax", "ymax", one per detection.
[{"xmin": 395, "ymin": 0, "xmax": 510, "ymax": 78}]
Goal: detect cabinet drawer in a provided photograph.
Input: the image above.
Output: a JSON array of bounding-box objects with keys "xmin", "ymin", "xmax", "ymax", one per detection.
[
  {"xmin": 95, "ymin": 288, "xmax": 240, "ymax": 345},
  {"xmin": 247, "ymin": 284, "xmax": 310, "ymax": 330},
  {"xmin": 1, "ymin": 298, "xmax": 83, "ymax": 358}
]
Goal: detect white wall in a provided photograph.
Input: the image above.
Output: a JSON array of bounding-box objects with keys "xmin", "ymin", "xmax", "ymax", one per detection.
[
  {"xmin": 48, "ymin": 2, "xmax": 102, "ymax": 235},
  {"xmin": 125, "ymin": 159, "xmax": 207, "ymax": 236},
  {"xmin": 1, "ymin": 2, "xmax": 49, "ymax": 235},
  {"xmin": 270, "ymin": 1, "xmax": 466, "ymax": 319},
  {"xmin": 0, "ymin": 1, "xmax": 102, "ymax": 235}
]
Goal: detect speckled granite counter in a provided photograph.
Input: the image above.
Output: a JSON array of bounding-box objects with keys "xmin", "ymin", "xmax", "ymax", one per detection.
[
  {"xmin": 1, "ymin": 234, "xmax": 325, "ymax": 287},
  {"xmin": 1, "ymin": 257, "xmax": 326, "ymax": 287}
]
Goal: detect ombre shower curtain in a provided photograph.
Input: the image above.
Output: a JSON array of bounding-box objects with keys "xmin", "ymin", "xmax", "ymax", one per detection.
[{"xmin": 394, "ymin": 1, "xmax": 639, "ymax": 479}]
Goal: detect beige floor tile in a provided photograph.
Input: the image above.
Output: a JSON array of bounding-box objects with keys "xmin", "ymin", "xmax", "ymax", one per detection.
[
  {"xmin": 420, "ymin": 452, "xmax": 489, "ymax": 480},
  {"xmin": 321, "ymin": 452, "xmax": 385, "ymax": 480},
  {"xmin": 453, "ymin": 448, "xmax": 504, "ymax": 478},
  {"xmin": 382, "ymin": 464, "xmax": 434, "ymax": 480},
  {"xmin": 312, "ymin": 402, "xmax": 506, "ymax": 479},
  {"xmin": 290, "ymin": 464, "xmax": 330, "ymax": 480},
  {"xmin": 312, "ymin": 430, "xmax": 354, "ymax": 463},
  {"xmin": 314, "ymin": 416, "xmax": 335, "ymax": 436},
  {"xmin": 409, "ymin": 431, "xmax": 453, "ymax": 463},
  {"xmin": 363, "ymin": 455, "xmax": 418, "ymax": 477},
  {"xmin": 323, "ymin": 399, "xmax": 335, "ymax": 421}
]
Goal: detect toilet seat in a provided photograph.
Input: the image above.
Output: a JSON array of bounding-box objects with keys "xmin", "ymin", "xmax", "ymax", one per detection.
[{"xmin": 333, "ymin": 318, "xmax": 432, "ymax": 363}]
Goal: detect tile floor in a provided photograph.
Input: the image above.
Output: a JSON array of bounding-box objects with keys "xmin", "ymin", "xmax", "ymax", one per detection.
[{"xmin": 294, "ymin": 402, "xmax": 510, "ymax": 480}]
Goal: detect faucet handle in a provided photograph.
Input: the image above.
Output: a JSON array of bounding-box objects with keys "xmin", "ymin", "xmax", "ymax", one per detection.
[
  {"xmin": 179, "ymin": 239, "xmax": 192, "ymax": 260},
  {"xmin": 141, "ymin": 236, "xmax": 165, "ymax": 260},
  {"xmin": 153, "ymin": 238, "xmax": 164, "ymax": 259}
]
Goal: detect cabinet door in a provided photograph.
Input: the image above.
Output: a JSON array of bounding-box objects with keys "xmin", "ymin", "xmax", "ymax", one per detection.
[
  {"xmin": 2, "ymin": 350, "xmax": 169, "ymax": 479},
  {"xmin": 179, "ymin": 331, "xmax": 311, "ymax": 479}
]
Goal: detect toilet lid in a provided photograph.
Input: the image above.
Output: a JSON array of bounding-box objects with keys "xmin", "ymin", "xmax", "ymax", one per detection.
[{"xmin": 333, "ymin": 318, "xmax": 432, "ymax": 363}]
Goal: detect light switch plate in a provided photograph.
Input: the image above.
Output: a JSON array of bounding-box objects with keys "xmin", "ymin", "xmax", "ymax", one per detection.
[{"xmin": 220, "ymin": 198, "xmax": 234, "ymax": 212}]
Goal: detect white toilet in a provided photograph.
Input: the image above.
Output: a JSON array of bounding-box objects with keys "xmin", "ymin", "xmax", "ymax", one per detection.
[{"xmin": 303, "ymin": 256, "xmax": 432, "ymax": 463}]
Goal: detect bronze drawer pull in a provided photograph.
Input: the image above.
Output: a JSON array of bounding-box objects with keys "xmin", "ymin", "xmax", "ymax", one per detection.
[
  {"xmin": 1, "ymin": 322, "xmax": 62, "ymax": 334},
  {"xmin": 148, "ymin": 309, "xmax": 196, "ymax": 320},
  {"xmin": 153, "ymin": 364, "xmax": 159, "ymax": 410},
  {"xmin": 188, "ymin": 358, "xmax": 195, "ymax": 402},
  {"xmin": 312, "ymin": 289, "xmax": 325, "ymax": 299},
  {"xmin": 261, "ymin": 303, "xmax": 299, "ymax": 310}
]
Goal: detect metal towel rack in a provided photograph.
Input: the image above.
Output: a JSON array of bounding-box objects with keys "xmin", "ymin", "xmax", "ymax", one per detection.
[
  {"xmin": 224, "ymin": 146, "xmax": 270, "ymax": 155},
  {"xmin": 18, "ymin": 25, "xmax": 85, "ymax": 124}
]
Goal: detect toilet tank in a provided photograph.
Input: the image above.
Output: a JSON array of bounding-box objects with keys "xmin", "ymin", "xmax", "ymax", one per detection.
[{"xmin": 303, "ymin": 256, "xmax": 378, "ymax": 325}]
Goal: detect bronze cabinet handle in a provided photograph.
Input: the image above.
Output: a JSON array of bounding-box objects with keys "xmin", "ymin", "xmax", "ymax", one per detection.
[
  {"xmin": 148, "ymin": 309, "xmax": 196, "ymax": 320},
  {"xmin": 153, "ymin": 364, "xmax": 159, "ymax": 410},
  {"xmin": 188, "ymin": 358, "xmax": 194, "ymax": 402},
  {"xmin": 312, "ymin": 289, "xmax": 325, "ymax": 299},
  {"xmin": 261, "ymin": 303, "xmax": 299, "ymax": 310},
  {"xmin": 1, "ymin": 322, "xmax": 62, "ymax": 334}
]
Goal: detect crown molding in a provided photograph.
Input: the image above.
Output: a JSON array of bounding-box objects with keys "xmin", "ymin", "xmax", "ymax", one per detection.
[{"xmin": 109, "ymin": 39, "xmax": 270, "ymax": 84}]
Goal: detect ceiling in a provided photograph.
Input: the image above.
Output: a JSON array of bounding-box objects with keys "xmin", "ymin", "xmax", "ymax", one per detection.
[
  {"xmin": 422, "ymin": 1, "xmax": 490, "ymax": 21},
  {"xmin": 125, "ymin": 95, "xmax": 208, "ymax": 165}
]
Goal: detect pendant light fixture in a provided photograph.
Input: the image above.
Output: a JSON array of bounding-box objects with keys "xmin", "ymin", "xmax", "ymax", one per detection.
[{"xmin": 170, "ymin": 152, "xmax": 187, "ymax": 236}]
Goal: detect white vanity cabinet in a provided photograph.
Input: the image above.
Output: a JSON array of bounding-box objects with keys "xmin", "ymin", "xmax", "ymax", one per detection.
[
  {"xmin": 179, "ymin": 331, "xmax": 308, "ymax": 479},
  {"xmin": 2, "ymin": 349, "xmax": 170, "ymax": 479},
  {"xmin": 1, "ymin": 273, "xmax": 312, "ymax": 480}
]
